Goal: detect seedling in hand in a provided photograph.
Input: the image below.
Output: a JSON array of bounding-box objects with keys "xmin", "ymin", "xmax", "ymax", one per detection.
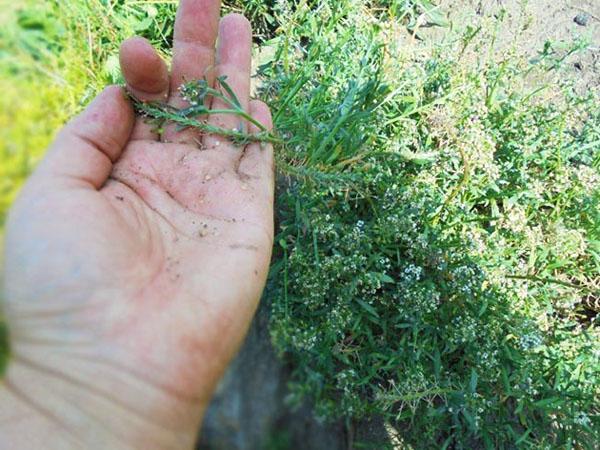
[{"xmin": 130, "ymin": 76, "xmax": 280, "ymax": 146}]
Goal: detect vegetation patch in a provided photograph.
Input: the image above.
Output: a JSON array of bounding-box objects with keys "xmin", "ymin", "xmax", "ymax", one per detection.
[{"xmin": 1, "ymin": 0, "xmax": 598, "ymax": 448}]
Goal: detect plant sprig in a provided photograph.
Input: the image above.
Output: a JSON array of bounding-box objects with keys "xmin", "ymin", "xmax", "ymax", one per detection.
[{"xmin": 129, "ymin": 76, "xmax": 281, "ymax": 146}]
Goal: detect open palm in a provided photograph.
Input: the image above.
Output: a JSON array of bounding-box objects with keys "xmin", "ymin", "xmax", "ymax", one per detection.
[{"xmin": 1, "ymin": 1, "xmax": 273, "ymax": 448}]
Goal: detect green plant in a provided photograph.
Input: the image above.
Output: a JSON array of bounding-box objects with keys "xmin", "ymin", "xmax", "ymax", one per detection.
[
  {"xmin": 260, "ymin": 1, "xmax": 599, "ymax": 448},
  {"xmin": 1, "ymin": 0, "xmax": 598, "ymax": 448},
  {"xmin": 130, "ymin": 76, "xmax": 281, "ymax": 145}
]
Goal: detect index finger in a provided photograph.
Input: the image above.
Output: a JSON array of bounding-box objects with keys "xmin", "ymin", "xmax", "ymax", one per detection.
[{"xmin": 163, "ymin": 0, "xmax": 221, "ymax": 145}]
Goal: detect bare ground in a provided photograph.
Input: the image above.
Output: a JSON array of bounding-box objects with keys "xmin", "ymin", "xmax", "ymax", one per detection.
[{"xmin": 425, "ymin": 0, "xmax": 600, "ymax": 90}]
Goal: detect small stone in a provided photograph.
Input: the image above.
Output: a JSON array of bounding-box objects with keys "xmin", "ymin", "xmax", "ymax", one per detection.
[{"xmin": 574, "ymin": 13, "xmax": 591, "ymax": 26}]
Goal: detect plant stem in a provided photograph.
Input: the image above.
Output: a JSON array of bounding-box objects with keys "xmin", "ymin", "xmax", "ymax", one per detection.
[
  {"xmin": 127, "ymin": 77, "xmax": 281, "ymax": 146},
  {"xmin": 136, "ymin": 102, "xmax": 281, "ymax": 145}
]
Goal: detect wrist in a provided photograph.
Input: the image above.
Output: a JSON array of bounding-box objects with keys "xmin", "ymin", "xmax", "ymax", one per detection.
[{"xmin": 0, "ymin": 353, "xmax": 201, "ymax": 449}]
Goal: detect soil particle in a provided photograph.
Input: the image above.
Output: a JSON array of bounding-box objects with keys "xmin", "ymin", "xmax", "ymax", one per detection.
[
  {"xmin": 199, "ymin": 229, "xmax": 208, "ymax": 238},
  {"xmin": 229, "ymin": 244, "xmax": 259, "ymax": 252}
]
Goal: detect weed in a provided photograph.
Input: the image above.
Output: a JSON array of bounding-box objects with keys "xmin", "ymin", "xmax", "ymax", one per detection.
[
  {"xmin": 130, "ymin": 76, "xmax": 280, "ymax": 145},
  {"xmin": 0, "ymin": 0, "xmax": 598, "ymax": 448}
]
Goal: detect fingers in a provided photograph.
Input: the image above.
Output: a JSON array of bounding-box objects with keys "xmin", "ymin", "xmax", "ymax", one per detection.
[
  {"xmin": 163, "ymin": 0, "xmax": 221, "ymax": 145},
  {"xmin": 204, "ymin": 14, "xmax": 253, "ymax": 162},
  {"xmin": 238, "ymin": 100, "xmax": 274, "ymax": 201},
  {"xmin": 170, "ymin": 0, "xmax": 221, "ymax": 91},
  {"xmin": 38, "ymin": 86, "xmax": 135, "ymax": 189},
  {"xmin": 120, "ymin": 37, "xmax": 170, "ymax": 101},
  {"xmin": 120, "ymin": 37, "xmax": 170, "ymax": 140},
  {"xmin": 209, "ymin": 14, "xmax": 252, "ymax": 130}
]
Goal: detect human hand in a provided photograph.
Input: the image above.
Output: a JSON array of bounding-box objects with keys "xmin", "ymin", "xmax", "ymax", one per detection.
[{"xmin": 0, "ymin": 1, "xmax": 273, "ymax": 448}]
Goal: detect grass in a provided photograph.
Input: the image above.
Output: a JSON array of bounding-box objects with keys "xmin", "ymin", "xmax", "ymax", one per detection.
[{"xmin": 1, "ymin": 0, "xmax": 599, "ymax": 448}]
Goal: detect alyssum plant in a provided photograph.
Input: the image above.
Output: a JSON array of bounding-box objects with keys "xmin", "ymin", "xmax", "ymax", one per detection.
[{"xmin": 129, "ymin": 76, "xmax": 281, "ymax": 146}]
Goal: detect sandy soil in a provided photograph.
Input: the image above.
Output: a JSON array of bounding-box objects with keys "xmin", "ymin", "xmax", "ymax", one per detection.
[{"xmin": 420, "ymin": 0, "xmax": 600, "ymax": 90}]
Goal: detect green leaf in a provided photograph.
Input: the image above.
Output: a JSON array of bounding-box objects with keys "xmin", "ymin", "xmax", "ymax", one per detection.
[
  {"xmin": 0, "ymin": 321, "xmax": 8, "ymax": 377},
  {"xmin": 133, "ymin": 16, "xmax": 153, "ymax": 32},
  {"xmin": 217, "ymin": 76, "xmax": 242, "ymax": 108},
  {"xmin": 418, "ymin": 1, "xmax": 449, "ymax": 27},
  {"xmin": 469, "ymin": 369, "xmax": 478, "ymax": 393},
  {"xmin": 356, "ymin": 299, "xmax": 379, "ymax": 318},
  {"xmin": 533, "ymin": 397, "xmax": 560, "ymax": 409},
  {"xmin": 377, "ymin": 273, "xmax": 395, "ymax": 284},
  {"xmin": 515, "ymin": 429, "xmax": 532, "ymax": 445},
  {"xmin": 433, "ymin": 348, "xmax": 441, "ymax": 379},
  {"xmin": 104, "ymin": 54, "xmax": 121, "ymax": 84}
]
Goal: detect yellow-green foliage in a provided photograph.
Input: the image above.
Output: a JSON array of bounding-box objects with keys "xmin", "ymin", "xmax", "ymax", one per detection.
[
  {"xmin": 1, "ymin": 2, "xmax": 87, "ymax": 223},
  {"xmin": 0, "ymin": 0, "xmax": 180, "ymax": 224}
]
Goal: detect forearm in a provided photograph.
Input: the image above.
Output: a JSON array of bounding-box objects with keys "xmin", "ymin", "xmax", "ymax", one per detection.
[{"xmin": 0, "ymin": 358, "xmax": 199, "ymax": 450}]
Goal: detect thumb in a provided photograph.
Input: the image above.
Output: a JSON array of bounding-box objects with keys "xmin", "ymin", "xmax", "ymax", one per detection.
[{"xmin": 37, "ymin": 86, "xmax": 135, "ymax": 189}]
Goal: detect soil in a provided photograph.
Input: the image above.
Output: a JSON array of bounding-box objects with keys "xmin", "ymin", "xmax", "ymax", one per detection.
[{"xmin": 424, "ymin": 0, "xmax": 600, "ymax": 90}]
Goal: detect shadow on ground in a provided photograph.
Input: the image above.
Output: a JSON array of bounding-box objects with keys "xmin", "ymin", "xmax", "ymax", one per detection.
[{"xmin": 198, "ymin": 301, "xmax": 390, "ymax": 450}]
